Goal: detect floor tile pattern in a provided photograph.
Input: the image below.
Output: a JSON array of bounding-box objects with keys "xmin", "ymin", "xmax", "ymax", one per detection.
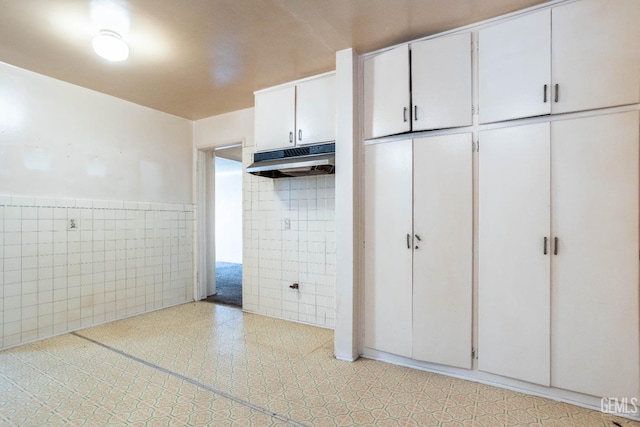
[{"xmin": 0, "ymin": 302, "xmax": 636, "ymax": 426}]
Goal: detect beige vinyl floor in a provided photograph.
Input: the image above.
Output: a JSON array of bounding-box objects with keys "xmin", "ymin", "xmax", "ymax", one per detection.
[{"xmin": 0, "ymin": 302, "xmax": 635, "ymax": 426}]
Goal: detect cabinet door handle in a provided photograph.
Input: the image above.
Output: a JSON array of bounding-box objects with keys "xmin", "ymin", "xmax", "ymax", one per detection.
[
  {"xmin": 554, "ymin": 237, "xmax": 559, "ymax": 255},
  {"xmin": 415, "ymin": 234, "xmax": 421, "ymax": 242},
  {"xmin": 289, "ymin": 131, "xmax": 293, "ymax": 143},
  {"xmin": 554, "ymin": 84, "xmax": 559, "ymax": 103},
  {"xmin": 298, "ymin": 129, "xmax": 302, "ymax": 141},
  {"xmin": 543, "ymin": 84, "xmax": 548, "ymax": 103},
  {"xmin": 407, "ymin": 233, "xmax": 411, "ymax": 249},
  {"xmin": 403, "ymin": 107, "xmax": 408, "ymax": 122},
  {"xmin": 414, "ymin": 105, "xmax": 418, "ymax": 121},
  {"xmin": 543, "ymin": 237, "xmax": 548, "ymax": 255}
]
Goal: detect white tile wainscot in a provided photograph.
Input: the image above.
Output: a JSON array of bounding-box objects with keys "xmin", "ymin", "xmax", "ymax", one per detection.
[
  {"xmin": 242, "ymin": 146, "xmax": 336, "ymax": 328},
  {"xmin": 0, "ymin": 196, "xmax": 195, "ymax": 350}
]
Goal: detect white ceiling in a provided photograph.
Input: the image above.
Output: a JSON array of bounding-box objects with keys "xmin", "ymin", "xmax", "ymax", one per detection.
[{"xmin": 0, "ymin": 0, "xmax": 549, "ymax": 120}]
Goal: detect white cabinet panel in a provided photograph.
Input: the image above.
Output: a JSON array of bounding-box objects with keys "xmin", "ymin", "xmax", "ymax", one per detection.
[
  {"xmin": 412, "ymin": 133, "xmax": 472, "ymax": 369},
  {"xmin": 364, "ymin": 45, "xmax": 411, "ymax": 139},
  {"xmin": 411, "ymin": 33, "xmax": 472, "ymax": 131},
  {"xmin": 480, "ymin": 0, "xmax": 640, "ymax": 123},
  {"xmin": 254, "ymin": 86, "xmax": 296, "ymax": 151},
  {"xmin": 551, "ymin": 112, "xmax": 640, "ymax": 398},
  {"xmin": 478, "ymin": 123, "xmax": 551, "ymax": 386},
  {"xmin": 479, "ymin": 10, "xmax": 551, "ymax": 124},
  {"xmin": 364, "ymin": 140, "xmax": 413, "ymax": 357},
  {"xmin": 552, "ymin": 0, "xmax": 640, "ymax": 114},
  {"xmin": 296, "ymin": 74, "xmax": 336, "ymax": 146}
]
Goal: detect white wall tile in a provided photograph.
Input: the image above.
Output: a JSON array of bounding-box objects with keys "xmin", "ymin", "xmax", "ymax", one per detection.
[
  {"xmin": 0, "ymin": 196, "xmax": 195, "ymax": 350},
  {"xmin": 242, "ymin": 147, "xmax": 335, "ymax": 329}
]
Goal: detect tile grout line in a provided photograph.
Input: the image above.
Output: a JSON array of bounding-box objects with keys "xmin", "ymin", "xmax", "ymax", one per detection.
[{"xmin": 71, "ymin": 332, "xmax": 309, "ymax": 427}]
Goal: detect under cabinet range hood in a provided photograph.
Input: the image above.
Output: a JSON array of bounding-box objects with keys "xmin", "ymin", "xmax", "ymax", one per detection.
[{"xmin": 247, "ymin": 143, "xmax": 335, "ymax": 178}]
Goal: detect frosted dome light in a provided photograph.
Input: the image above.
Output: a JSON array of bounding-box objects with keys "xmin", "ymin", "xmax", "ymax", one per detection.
[{"xmin": 92, "ymin": 30, "xmax": 129, "ymax": 62}]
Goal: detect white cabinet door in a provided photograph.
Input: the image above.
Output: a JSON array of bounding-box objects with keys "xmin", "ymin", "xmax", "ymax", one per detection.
[
  {"xmin": 551, "ymin": 112, "xmax": 640, "ymax": 398},
  {"xmin": 363, "ymin": 45, "xmax": 411, "ymax": 139},
  {"xmin": 411, "ymin": 33, "xmax": 472, "ymax": 131},
  {"xmin": 478, "ymin": 123, "xmax": 551, "ymax": 386},
  {"xmin": 364, "ymin": 140, "xmax": 413, "ymax": 357},
  {"xmin": 412, "ymin": 133, "xmax": 472, "ymax": 369},
  {"xmin": 551, "ymin": 0, "xmax": 640, "ymax": 114},
  {"xmin": 254, "ymin": 86, "xmax": 296, "ymax": 151},
  {"xmin": 479, "ymin": 10, "xmax": 551, "ymax": 124},
  {"xmin": 296, "ymin": 74, "xmax": 336, "ymax": 146}
]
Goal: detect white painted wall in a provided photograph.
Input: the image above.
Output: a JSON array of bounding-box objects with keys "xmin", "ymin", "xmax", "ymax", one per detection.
[
  {"xmin": 215, "ymin": 156, "xmax": 243, "ymax": 263},
  {"xmin": 193, "ymin": 108, "xmax": 254, "ymax": 150},
  {"xmin": 0, "ymin": 61, "xmax": 193, "ymax": 203},
  {"xmin": 0, "ymin": 61, "xmax": 194, "ymax": 351}
]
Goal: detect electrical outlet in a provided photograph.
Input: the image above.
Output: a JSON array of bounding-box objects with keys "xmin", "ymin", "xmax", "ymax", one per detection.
[
  {"xmin": 68, "ymin": 218, "xmax": 78, "ymax": 231},
  {"xmin": 283, "ymin": 218, "xmax": 290, "ymax": 230}
]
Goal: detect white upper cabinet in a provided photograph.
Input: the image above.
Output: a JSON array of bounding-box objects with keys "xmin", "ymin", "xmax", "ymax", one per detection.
[
  {"xmin": 364, "ymin": 34, "xmax": 473, "ymax": 139},
  {"xmin": 551, "ymin": 0, "xmax": 640, "ymax": 114},
  {"xmin": 255, "ymin": 85, "xmax": 296, "ymax": 151},
  {"xmin": 411, "ymin": 33, "xmax": 473, "ymax": 131},
  {"xmin": 254, "ymin": 73, "xmax": 336, "ymax": 152},
  {"xmin": 363, "ymin": 45, "xmax": 411, "ymax": 139},
  {"xmin": 479, "ymin": 10, "xmax": 551, "ymax": 124},
  {"xmin": 479, "ymin": 0, "xmax": 640, "ymax": 124},
  {"xmin": 295, "ymin": 74, "xmax": 336, "ymax": 146}
]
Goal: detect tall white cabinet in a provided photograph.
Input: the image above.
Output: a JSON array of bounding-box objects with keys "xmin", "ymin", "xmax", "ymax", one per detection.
[
  {"xmin": 551, "ymin": 112, "xmax": 640, "ymax": 399},
  {"xmin": 412, "ymin": 134, "xmax": 473, "ymax": 369},
  {"xmin": 364, "ymin": 134, "xmax": 472, "ymax": 369},
  {"xmin": 478, "ymin": 122, "xmax": 551, "ymax": 386},
  {"xmin": 361, "ymin": 0, "xmax": 640, "ymax": 411},
  {"xmin": 364, "ymin": 139, "xmax": 414, "ymax": 357},
  {"xmin": 478, "ymin": 111, "xmax": 640, "ymax": 397},
  {"xmin": 479, "ymin": 0, "xmax": 640, "ymax": 124}
]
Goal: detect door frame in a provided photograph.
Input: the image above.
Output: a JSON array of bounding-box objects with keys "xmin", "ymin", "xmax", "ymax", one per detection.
[{"xmin": 194, "ymin": 140, "xmax": 245, "ymax": 301}]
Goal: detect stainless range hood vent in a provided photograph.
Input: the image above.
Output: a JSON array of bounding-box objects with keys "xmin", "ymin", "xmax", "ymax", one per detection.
[{"xmin": 246, "ymin": 143, "xmax": 335, "ymax": 178}]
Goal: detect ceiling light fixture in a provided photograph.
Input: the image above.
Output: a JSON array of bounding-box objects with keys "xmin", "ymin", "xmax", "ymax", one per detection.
[{"xmin": 92, "ymin": 29, "xmax": 129, "ymax": 61}]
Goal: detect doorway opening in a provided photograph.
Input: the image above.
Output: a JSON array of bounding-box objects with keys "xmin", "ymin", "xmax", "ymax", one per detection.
[{"xmin": 206, "ymin": 145, "xmax": 243, "ymax": 307}]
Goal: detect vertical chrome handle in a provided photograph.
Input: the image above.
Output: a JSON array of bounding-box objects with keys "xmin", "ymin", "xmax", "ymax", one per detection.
[
  {"xmin": 403, "ymin": 107, "xmax": 408, "ymax": 122},
  {"xmin": 407, "ymin": 234, "xmax": 410, "ymax": 249},
  {"xmin": 298, "ymin": 129, "xmax": 302, "ymax": 141},
  {"xmin": 543, "ymin": 237, "xmax": 548, "ymax": 254},
  {"xmin": 414, "ymin": 105, "xmax": 418, "ymax": 121},
  {"xmin": 289, "ymin": 132, "xmax": 293, "ymax": 143},
  {"xmin": 554, "ymin": 84, "xmax": 559, "ymax": 103},
  {"xmin": 543, "ymin": 84, "xmax": 548, "ymax": 103},
  {"xmin": 554, "ymin": 237, "xmax": 559, "ymax": 255}
]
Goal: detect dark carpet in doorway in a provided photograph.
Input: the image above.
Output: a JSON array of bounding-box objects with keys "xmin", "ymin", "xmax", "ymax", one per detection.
[{"xmin": 205, "ymin": 262, "xmax": 242, "ymax": 307}]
